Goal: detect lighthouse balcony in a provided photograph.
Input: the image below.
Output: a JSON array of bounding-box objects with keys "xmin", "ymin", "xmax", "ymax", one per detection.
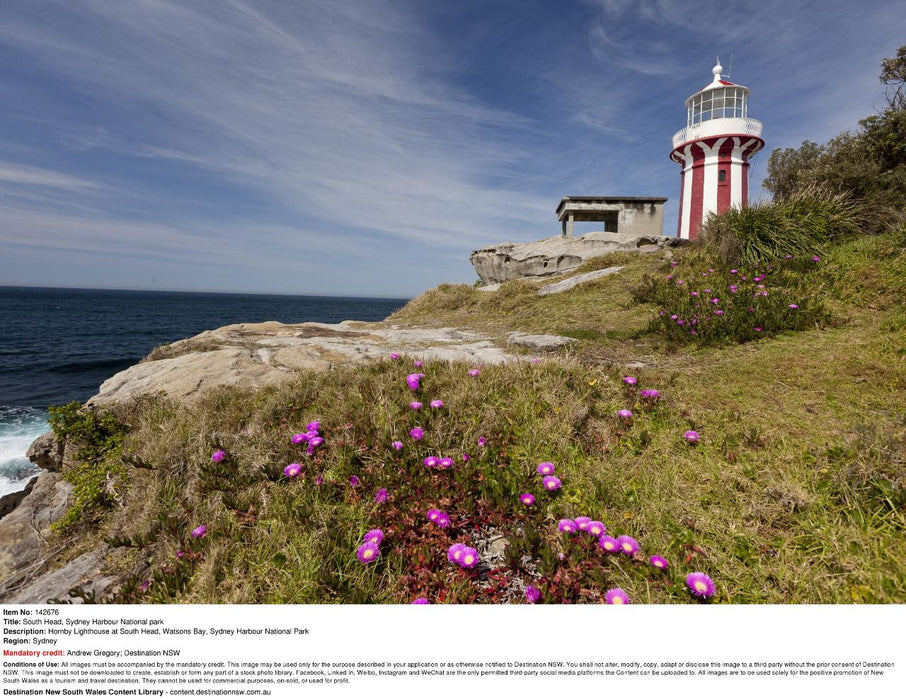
[{"xmin": 672, "ymin": 117, "xmax": 763, "ymax": 150}]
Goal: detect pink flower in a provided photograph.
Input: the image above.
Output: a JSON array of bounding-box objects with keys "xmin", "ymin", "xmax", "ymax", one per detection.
[
  {"xmin": 542, "ymin": 476, "xmax": 562, "ymax": 491},
  {"xmin": 430, "ymin": 399, "xmax": 444, "ymax": 409},
  {"xmin": 410, "ymin": 427, "xmax": 424, "ymax": 441},
  {"xmin": 686, "ymin": 572, "xmax": 716, "ymax": 598},
  {"xmin": 468, "ymin": 368, "xmax": 481, "ymax": 377},
  {"xmin": 306, "ymin": 420, "xmax": 321, "ymax": 433},
  {"xmin": 390, "ymin": 352, "xmax": 399, "ymax": 360},
  {"xmin": 191, "ymin": 525, "xmax": 207, "ymax": 539},
  {"xmin": 406, "ymin": 373, "xmax": 422, "ymax": 391},
  {"xmin": 283, "ymin": 463, "xmax": 302, "ymax": 478},
  {"xmin": 623, "ymin": 376, "xmax": 637, "ymax": 386},
  {"xmin": 409, "ymin": 401, "xmax": 423, "ymax": 410},
  {"xmin": 617, "ymin": 409, "xmax": 633, "ymax": 419},
  {"xmin": 211, "ymin": 449, "xmax": 226, "ymax": 462},
  {"xmin": 349, "ymin": 475, "xmax": 360, "ymax": 487},
  {"xmin": 536, "ymin": 462, "xmax": 555, "ymax": 476},
  {"xmin": 683, "ymin": 430, "xmax": 700, "ymax": 444},
  {"xmin": 374, "ymin": 488, "xmax": 388, "ymax": 503},
  {"xmin": 291, "ymin": 433, "xmax": 308, "ymax": 445},
  {"xmin": 520, "ymin": 493, "xmax": 535, "ymax": 506},
  {"xmin": 605, "ymin": 588, "xmax": 630, "ymax": 605},
  {"xmin": 414, "ymin": 360, "xmax": 424, "ymax": 368},
  {"xmin": 558, "ymin": 519, "xmax": 577, "ymax": 534},
  {"xmin": 356, "ymin": 542, "xmax": 380, "ymax": 564},
  {"xmin": 391, "ymin": 440, "xmax": 403, "ymax": 451},
  {"xmin": 525, "ymin": 586, "xmax": 541, "ymax": 604},
  {"xmin": 477, "ymin": 436, "xmax": 486, "ymax": 447}
]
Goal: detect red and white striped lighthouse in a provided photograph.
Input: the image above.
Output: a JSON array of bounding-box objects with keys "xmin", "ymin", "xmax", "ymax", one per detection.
[{"xmin": 670, "ymin": 60, "xmax": 764, "ymax": 239}]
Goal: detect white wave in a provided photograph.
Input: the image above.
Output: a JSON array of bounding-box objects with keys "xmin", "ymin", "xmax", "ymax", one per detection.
[{"xmin": 0, "ymin": 407, "xmax": 48, "ymax": 499}]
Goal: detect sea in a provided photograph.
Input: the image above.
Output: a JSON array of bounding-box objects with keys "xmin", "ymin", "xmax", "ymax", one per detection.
[{"xmin": 0, "ymin": 286, "xmax": 407, "ymax": 499}]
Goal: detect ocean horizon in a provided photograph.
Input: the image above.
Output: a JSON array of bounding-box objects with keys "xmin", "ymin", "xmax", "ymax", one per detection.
[{"xmin": 0, "ymin": 285, "xmax": 408, "ymax": 498}]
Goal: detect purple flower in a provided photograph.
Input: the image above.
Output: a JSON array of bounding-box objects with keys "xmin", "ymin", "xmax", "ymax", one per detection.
[
  {"xmin": 640, "ymin": 389, "xmax": 660, "ymax": 399},
  {"xmin": 605, "ymin": 588, "xmax": 630, "ymax": 605},
  {"xmin": 191, "ymin": 525, "xmax": 207, "ymax": 539},
  {"xmin": 427, "ymin": 509, "xmax": 442, "ymax": 523},
  {"xmin": 754, "ymin": 327, "xmax": 763, "ymax": 332},
  {"xmin": 390, "ymin": 352, "xmax": 400, "ymax": 360},
  {"xmin": 349, "ymin": 475, "xmax": 360, "ymax": 487},
  {"xmin": 411, "ymin": 597, "xmax": 430, "ymax": 604},
  {"xmin": 683, "ymin": 430, "xmax": 700, "ymax": 444},
  {"xmin": 587, "ymin": 521, "xmax": 606, "ymax": 537},
  {"xmin": 315, "ymin": 474, "xmax": 324, "ymax": 486},
  {"xmin": 784, "ymin": 254, "xmax": 793, "ymax": 259},
  {"xmin": 525, "ymin": 586, "xmax": 541, "ymax": 604},
  {"xmin": 430, "ymin": 399, "xmax": 444, "ymax": 409},
  {"xmin": 176, "ymin": 549, "xmax": 185, "ymax": 559},
  {"xmin": 438, "ymin": 457, "xmax": 454, "ymax": 469},
  {"xmin": 140, "ymin": 579, "xmax": 152, "ymax": 592},
  {"xmin": 374, "ymin": 488, "xmax": 388, "ymax": 504},
  {"xmin": 211, "ymin": 449, "xmax": 226, "ymax": 462},
  {"xmin": 598, "ymin": 535, "xmax": 619, "ymax": 553},
  {"xmin": 558, "ymin": 518, "xmax": 577, "ymax": 534},
  {"xmin": 714, "ymin": 310, "xmax": 724, "ymax": 316},
  {"xmin": 542, "ymin": 476, "xmax": 562, "ymax": 491},
  {"xmin": 530, "ymin": 357, "xmax": 541, "ymax": 364},
  {"xmin": 435, "ymin": 513, "xmax": 451, "ymax": 528},
  {"xmin": 616, "ymin": 535, "xmax": 640, "ymax": 555},
  {"xmin": 477, "ymin": 436, "xmax": 486, "ymax": 447},
  {"xmin": 536, "ymin": 462, "xmax": 555, "ymax": 476},
  {"xmin": 363, "ymin": 529, "xmax": 384, "ymax": 544},
  {"xmin": 729, "ymin": 284, "xmax": 739, "ymax": 293},
  {"xmin": 406, "ymin": 373, "xmax": 422, "ymax": 391},
  {"xmin": 307, "ymin": 420, "xmax": 321, "ymax": 433},
  {"xmin": 291, "ymin": 433, "xmax": 308, "ymax": 445},
  {"xmin": 686, "ymin": 572, "xmax": 716, "ymax": 598},
  {"xmin": 812, "ymin": 256, "xmax": 821, "ymax": 262},
  {"xmin": 423, "ymin": 456, "xmax": 440, "ymax": 468},
  {"xmin": 649, "ymin": 555, "xmax": 669, "ymax": 570},
  {"xmin": 462, "ymin": 453, "xmax": 470, "ymax": 462},
  {"xmin": 574, "ymin": 516, "xmax": 591, "ymax": 531},
  {"xmin": 414, "ymin": 360, "xmax": 424, "ymax": 368},
  {"xmin": 623, "ymin": 376, "xmax": 637, "ymax": 386},
  {"xmin": 730, "ymin": 269, "xmax": 738, "ymax": 274},
  {"xmin": 391, "ymin": 440, "xmax": 403, "ymax": 451},
  {"xmin": 283, "ymin": 463, "xmax": 302, "ymax": 478},
  {"xmin": 309, "ymin": 436, "xmax": 324, "ymax": 448},
  {"xmin": 617, "ymin": 409, "xmax": 633, "ymax": 419},
  {"xmin": 305, "ymin": 430, "xmax": 320, "ymax": 440},
  {"xmin": 520, "ymin": 493, "xmax": 535, "ymax": 506},
  {"xmin": 410, "ymin": 427, "xmax": 424, "ymax": 441},
  {"xmin": 356, "ymin": 542, "xmax": 380, "ymax": 564},
  {"xmin": 409, "ymin": 401, "xmax": 423, "ymax": 410},
  {"xmin": 788, "ymin": 303, "xmax": 799, "ymax": 310},
  {"xmin": 447, "ymin": 543, "xmax": 466, "ymax": 563},
  {"xmin": 468, "ymin": 368, "xmax": 481, "ymax": 377},
  {"xmin": 459, "ymin": 547, "xmax": 479, "ymax": 569}
]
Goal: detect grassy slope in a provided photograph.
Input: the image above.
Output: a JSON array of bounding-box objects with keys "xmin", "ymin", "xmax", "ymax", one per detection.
[{"xmin": 48, "ymin": 233, "xmax": 905, "ymax": 604}]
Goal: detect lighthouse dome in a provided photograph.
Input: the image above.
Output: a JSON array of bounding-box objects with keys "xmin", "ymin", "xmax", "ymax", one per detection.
[{"xmin": 683, "ymin": 62, "xmax": 751, "ymax": 127}]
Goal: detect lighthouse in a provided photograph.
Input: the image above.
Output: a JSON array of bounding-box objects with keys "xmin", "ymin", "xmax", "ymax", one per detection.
[{"xmin": 670, "ymin": 60, "xmax": 764, "ymax": 239}]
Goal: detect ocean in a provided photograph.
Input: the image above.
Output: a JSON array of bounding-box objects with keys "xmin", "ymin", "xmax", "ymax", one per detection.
[{"xmin": 0, "ymin": 286, "xmax": 408, "ymax": 498}]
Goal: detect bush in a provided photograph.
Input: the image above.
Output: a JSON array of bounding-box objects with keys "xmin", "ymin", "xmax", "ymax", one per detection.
[
  {"xmin": 698, "ymin": 186, "xmax": 863, "ymax": 268},
  {"xmin": 633, "ymin": 254, "xmax": 829, "ymax": 346}
]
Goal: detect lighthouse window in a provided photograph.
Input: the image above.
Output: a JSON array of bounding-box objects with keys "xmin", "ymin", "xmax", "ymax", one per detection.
[{"xmin": 719, "ymin": 169, "xmax": 727, "ymax": 182}]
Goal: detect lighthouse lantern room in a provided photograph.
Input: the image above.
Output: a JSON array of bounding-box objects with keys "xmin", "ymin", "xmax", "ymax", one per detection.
[{"xmin": 670, "ymin": 60, "xmax": 764, "ymax": 239}]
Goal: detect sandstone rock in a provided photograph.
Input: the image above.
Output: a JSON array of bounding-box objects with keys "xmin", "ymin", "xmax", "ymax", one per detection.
[
  {"xmin": 5, "ymin": 550, "xmax": 114, "ymax": 604},
  {"xmin": 537, "ymin": 266, "xmax": 624, "ymax": 295},
  {"xmin": 26, "ymin": 431, "xmax": 65, "ymax": 471},
  {"xmin": 0, "ymin": 472, "xmax": 74, "ymax": 595},
  {"xmin": 507, "ymin": 332, "xmax": 575, "ymax": 351},
  {"xmin": 470, "ymin": 232, "xmax": 686, "ymax": 285},
  {"xmin": 88, "ymin": 321, "xmax": 518, "ymax": 405},
  {"xmin": 0, "ymin": 476, "xmax": 38, "ymax": 520}
]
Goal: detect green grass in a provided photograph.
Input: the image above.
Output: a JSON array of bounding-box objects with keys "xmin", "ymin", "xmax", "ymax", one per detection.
[{"xmin": 42, "ymin": 231, "xmax": 906, "ymax": 605}]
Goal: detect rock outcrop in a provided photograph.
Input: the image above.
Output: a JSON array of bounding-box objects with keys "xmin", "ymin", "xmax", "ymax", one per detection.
[
  {"xmin": 88, "ymin": 321, "xmax": 527, "ymax": 405},
  {"xmin": 470, "ymin": 231, "xmax": 686, "ymax": 285}
]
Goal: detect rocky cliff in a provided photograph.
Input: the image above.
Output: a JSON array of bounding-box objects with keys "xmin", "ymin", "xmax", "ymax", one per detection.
[{"xmin": 470, "ymin": 231, "xmax": 686, "ymax": 285}]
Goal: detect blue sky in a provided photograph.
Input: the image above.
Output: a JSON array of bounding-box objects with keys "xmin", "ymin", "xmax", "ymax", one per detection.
[{"xmin": 0, "ymin": 1, "xmax": 902, "ymax": 297}]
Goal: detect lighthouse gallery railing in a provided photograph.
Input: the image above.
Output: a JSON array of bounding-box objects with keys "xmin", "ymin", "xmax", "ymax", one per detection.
[{"xmin": 672, "ymin": 118, "xmax": 763, "ymax": 150}]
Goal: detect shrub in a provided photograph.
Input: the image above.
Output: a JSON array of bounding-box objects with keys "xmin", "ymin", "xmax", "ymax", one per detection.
[
  {"xmin": 699, "ymin": 186, "xmax": 863, "ymax": 268},
  {"xmin": 633, "ymin": 254, "xmax": 829, "ymax": 346}
]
